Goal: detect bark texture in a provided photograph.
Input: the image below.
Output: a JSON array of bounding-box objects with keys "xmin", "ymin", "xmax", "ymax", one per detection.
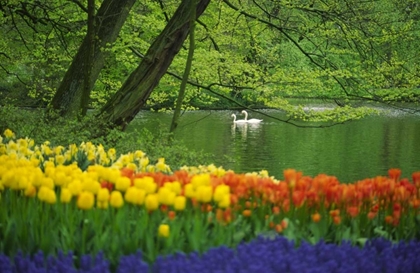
[
  {"xmin": 51, "ymin": 0, "xmax": 136, "ymax": 116},
  {"xmin": 99, "ymin": 0, "xmax": 211, "ymax": 129}
]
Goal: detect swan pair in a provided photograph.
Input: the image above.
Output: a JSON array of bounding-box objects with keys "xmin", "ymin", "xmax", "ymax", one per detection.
[{"xmin": 231, "ymin": 110, "xmax": 263, "ymax": 123}]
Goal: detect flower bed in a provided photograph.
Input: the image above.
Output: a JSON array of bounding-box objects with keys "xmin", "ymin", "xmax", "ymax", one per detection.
[
  {"xmin": 2, "ymin": 237, "xmax": 420, "ymax": 272},
  {"xmin": 1, "ymin": 129, "xmax": 420, "ymax": 271}
]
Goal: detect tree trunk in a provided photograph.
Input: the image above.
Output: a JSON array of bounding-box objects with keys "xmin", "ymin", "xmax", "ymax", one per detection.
[
  {"xmin": 170, "ymin": 0, "xmax": 197, "ymax": 133},
  {"xmin": 81, "ymin": 0, "xmax": 95, "ymax": 117},
  {"xmin": 50, "ymin": 0, "xmax": 136, "ymax": 117},
  {"xmin": 99, "ymin": 0, "xmax": 211, "ymax": 130}
]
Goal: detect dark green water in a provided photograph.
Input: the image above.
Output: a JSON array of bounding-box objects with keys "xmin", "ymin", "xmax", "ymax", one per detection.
[{"xmin": 129, "ymin": 108, "xmax": 420, "ymax": 183}]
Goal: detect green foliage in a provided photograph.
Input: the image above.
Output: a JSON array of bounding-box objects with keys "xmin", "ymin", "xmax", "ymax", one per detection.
[
  {"xmin": 1, "ymin": 0, "xmax": 419, "ymax": 124},
  {"xmin": 0, "ymin": 105, "xmax": 213, "ymax": 168}
]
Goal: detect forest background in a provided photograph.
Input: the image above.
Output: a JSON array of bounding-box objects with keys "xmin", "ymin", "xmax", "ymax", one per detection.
[{"xmin": 1, "ymin": 0, "xmax": 419, "ymax": 168}]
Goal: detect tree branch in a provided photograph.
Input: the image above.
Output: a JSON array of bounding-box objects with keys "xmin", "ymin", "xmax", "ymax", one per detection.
[
  {"xmin": 128, "ymin": 46, "xmax": 350, "ymax": 128},
  {"xmin": 0, "ymin": 63, "xmax": 28, "ymax": 85},
  {"xmin": 68, "ymin": 0, "xmax": 88, "ymax": 13}
]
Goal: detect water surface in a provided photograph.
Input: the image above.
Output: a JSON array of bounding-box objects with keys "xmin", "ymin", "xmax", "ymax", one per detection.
[{"xmin": 129, "ymin": 107, "xmax": 420, "ymax": 183}]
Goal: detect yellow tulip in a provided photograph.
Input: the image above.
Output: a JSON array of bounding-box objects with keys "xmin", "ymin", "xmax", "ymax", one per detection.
[
  {"xmin": 213, "ymin": 184, "xmax": 230, "ymax": 202},
  {"xmin": 24, "ymin": 183, "xmax": 36, "ymax": 198},
  {"xmin": 68, "ymin": 179, "xmax": 82, "ymax": 196},
  {"xmin": 54, "ymin": 171, "xmax": 69, "ymax": 187},
  {"xmin": 97, "ymin": 188, "xmax": 110, "ymax": 202},
  {"xmin": 158, "ymin": 224, "xmax": 170, "ymax": 238},
  {"xmin": 134, "ymin": 176, "xmax": 157, "ymax": 194},
  {"xmin": 16, "ymin": 176, "xmax": 29, "ymax": 190},
  {"xmin": 41, "ymin": 177, "xmax": 55, "ymax": 190},
  {"xmin": 174, "ymin": 196, "xmax": 186, "ymax": 211},
  {"xmin": 97, "ymin": 200, "xmax": 109, "ymax": 209},
  {"xmin": 115, "ymin": 176, "xmax": 131, "ymax": 192},
  {"xmin": 158, "ymin": 187, "xmax": 176, "ymax": 206},
  {"xmin": 77, "ymin": 191, "xmax": 94, "ymax": 210},
  {"xmin": 191, "ymin": 173, "xmax": 211, "ymax": 189},
  {"xmin": 164, "ymin": 181, "xmax": 181, "ymax": 195},
  {"xmin": 125, "ymin": 187, "xmax": 146, "ymax": 205},
  {"xmin": 60, "ymin": 188, "xmax": 72, "ymax": 203},
  {"xmin": 145, "ymin": 193, "xmax": 159, "ymax": 211},
  {"xmin": 38, "ymin": 186, "xmax": 56, "ymax": 204},
  {"xmin": 184, "ymin": 184, "xmax": 195, "ymax": 199},
  {"xmin": 110, "ymin": 191, "xmax": 124, "ymax": 208},
  {"xmin": 82, "ymin": 179, "xmax": 101, "ymax": 194},
  {"xmin": 196, "ymin": 185, "xmax": 212, "ymax": 203},
  {"xmin": 37, "ymin": 186, "xmax": 49, "ymax": 202},
  {"xmin": 218, "ymin": 194, "xmax": 231, "ymax": 208}
]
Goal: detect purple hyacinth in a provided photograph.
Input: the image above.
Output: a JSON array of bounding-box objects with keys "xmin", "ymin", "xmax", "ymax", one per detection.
[
  {"xmin": 3, "ymin": 236, "xmax": 420, "ymax": 272},
  {"xmin": 116, "ymin": 251, "xmax": 148, "ymax": 273}
]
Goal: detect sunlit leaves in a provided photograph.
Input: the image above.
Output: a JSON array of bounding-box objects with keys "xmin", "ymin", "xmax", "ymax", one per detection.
[{"xmin": 2, "ymin": 0, "xmax": 420, "ymax": 122}]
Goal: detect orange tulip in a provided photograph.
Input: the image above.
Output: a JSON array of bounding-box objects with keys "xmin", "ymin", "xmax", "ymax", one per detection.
[
  {"xmin": 272, "ymin": 206, "xmax": 280, "ymax": 215},
  {"xmin": 292, "ymin": 190, "xmax": 305, "ymax": 207},
  {"xmin": 388, "ymin": 168, "xmax": 401, "ymax": 181},
  {"xmin": 412, "ymin": 172, "xmax": 420, "ymax": 187},
  {"xmin": 281, "ymin": 219, "xmax": 288, "ymax": 230},
  {"xmin": 311, "ymin": 212, "xmax": 321, "ymax": 223},
  {"xmin": 242, "ymin": 209, "xmax": 252, "ymax": 217},
  {"xmin": 283, "ymin": 169, "xmax": 302, "ymax": 189},
  {"xmin": 385, "ymin": 215, "xmax": 393, "ymax": 225},
  {"xmin": 367, "ymin": 211, "xmax": 377, "ymax": 220},
  {"xmin": 329, "ymin": 209, "xmax": 340, "ymax": 217},
  {"xmin": 346, "ymin": 206, "xmax": 359, "ymax": 218},
  {"xmin": 168, "ymin": 210, "xmax": 176, "ymax": 220},
  {"xmin": 333, "ymin": 216, "xmax": 341, "ymax": 225}
]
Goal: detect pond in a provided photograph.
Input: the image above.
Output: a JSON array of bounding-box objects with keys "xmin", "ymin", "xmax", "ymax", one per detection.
[{"xmin": 129, "ymin": 105, "xmax": 420, "ymax": 183}]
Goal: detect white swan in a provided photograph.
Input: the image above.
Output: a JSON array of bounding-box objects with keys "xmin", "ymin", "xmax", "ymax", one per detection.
[
  {"xmin": 231, "ymin": 114, "xmax": 247, "ymax": 123},
  {"xmin": 241, "ymin": 110, "xmax": 262, "ymax": 123}
]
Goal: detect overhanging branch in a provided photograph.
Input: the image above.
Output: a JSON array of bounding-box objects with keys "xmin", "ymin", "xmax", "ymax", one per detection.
[{"xmin": 128, "ymin": 46, "xmax": 350, "ymax": 128}]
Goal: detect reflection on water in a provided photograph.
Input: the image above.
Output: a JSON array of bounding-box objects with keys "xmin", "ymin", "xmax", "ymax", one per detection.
[
  {"xmin": 129, "ymin": 108, "xmax": 420, "ymax": 183},
  {"xmin": 231, "ymin": 122, "xmax": 262, "ymax": 139}
]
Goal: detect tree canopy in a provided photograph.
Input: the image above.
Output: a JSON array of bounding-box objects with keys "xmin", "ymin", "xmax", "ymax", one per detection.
[{"xmin": 1, "ymin": 0, "xmax": 419, "ymax": 129}]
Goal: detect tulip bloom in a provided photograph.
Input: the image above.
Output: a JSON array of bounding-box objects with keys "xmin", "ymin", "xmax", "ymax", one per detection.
[
  {"xmin": 97, "ymin": 188, "xmax": 110, "ymax": 202},
  {"xmin": 312, "ymin": 212, "xmax": 321, "ymax": 223},
  {"xmin": 158, "ymin": 187, "xmax": 176, "ymax": 206},
  {"xmin": 218, "ymin": 194, "xmax": 230, "ymax": 208},
  {"xmin": 125, "ymin": 187, "xmax": 146, "ymax": 205},
  {"xmin": 346, "ymin": 206, "xmax": 359, "ymax": 218},
  {"xmin": 174, "ymin": 196, "xmax": 186, "ymax": 211},
  {"xmin": 134, "ymin": 177, "xmax": 157, "ymax": 194},
  {"xmin": 145, "ymin": 194, "xmax": 159, "ymax": 211},
  {"xmin": 110, "ymin": 191, "xmax": 124, "ymax": 208},
  {"xmin": 242, "ymin": 209, "xmax": 252, "ymax": 217},
  {"xmin": 60, "ymin": 188, "xmax": 72, "ymax": 203},
  {"xmin": 77, "ymin": 191, "xmax": 94, "ymax": 210},
  {"xmin": 158, "ymin": 224, "xmax": 170, "ymax": 238},
  {"xmin": 196, "ymin": 185, "xmax": 212, "ymax": 203},
  {"xmin": 115, "ymin": 176, "xmax": 131, "ymax": 192},
  {"xmin": 214, "ymin": 184, "xmax": 230, "ymax": 202}
]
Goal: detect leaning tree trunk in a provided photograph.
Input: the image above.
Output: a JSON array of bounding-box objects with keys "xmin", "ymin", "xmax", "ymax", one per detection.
[
  {"xmin": 50, "ymin": 0, "xmax": 136, "ymax": 117},
  {"xmin": 99, "ymin": 0, "xmax": 211, "ymax": 130}
]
